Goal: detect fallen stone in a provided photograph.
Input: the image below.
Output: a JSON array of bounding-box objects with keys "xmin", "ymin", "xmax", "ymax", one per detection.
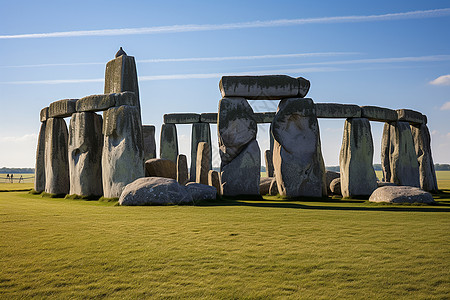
[
  {"xmin": 272, "ymin": 98, "xmax": 326, "ymax": 197},
  {"xmin": 219, "ymin": 75, "xmax": 309, "ymax": 100},
  {"xmin": 264, "ymin": 149, "xmax": 274, "ymax": 177},
  {"xmin": 361, "ymin": 106, "xmax": 397, "ymax": 122},
  {"xmin": 339, "ymin": 118, "xmax": 378, "ymax": 198},
  {"xmin": 142, "ymin": 125, "xmax": 156, "ymax": 161},
  {"xmin": 196, "ymin": 142, "xmax": 211, "ymax": 185},
  {"xmin": 260, "ymin": 177, "xmax": 274, "ymax": 195},
  {"xmin": 253, "ymin": 112, "xmax": 275, "ymax": 123},
  {"xmin": 208, "ymin": 170, "xmax": 221, "ymax": 195},
  {"xmin": 369, "ymin": 186, "xmax": 435, "ymax": 204},
  {"xmin": 200, "ymin": 113, "xmax": 218, "ymax": 123},
  {"xmin": 104, "ymin": 54, "xmax": 139, "ymax": 105},
  {"xmin": 190, "ymin": 123, "xmax": 212, "ymax": 181},
  {"xmin": 176, "ymin": 154, "xmax": 189, "ymax": 185},
  {"xmin": 330, "ymin": 178, "xmax": 341, "ymax": 195},
  {"xmin": 221, "ymin": 140, "xmax": 261, "ymax": 196},
  {"xmin": 40, "ymin": 107, "xmax": 49, "ymax": 122},
  {"xmin": 411, "ymin": 124, "xmax": 438, "ymax": 192},
  {"xmin": 44, "ymin": 118, "xmax": 69, "ymax": 195},
  {"xmin": 102, "ymin": 105, "xmax": 144, "ymax": 198},
  {"xmin": 164, "ymin": 113, "xmax": 200, "ymax": 124},
  {"xmin": 68, "ymin": 112, "xmax": 103, "ymax": 196},
  {"xmin": 185, "ymin": 182, "xmax": 217, "ymax": 202},
  {"xmin": 315, "ymin": 103, "xmax": 361, "ymax": 118},
  {"xmin": 145, "ymin": 158, "xmax": 176, "ymax": 179},
  {"xmin": 160, "ymin": 123, "xmax": 178, "ymax": 163},
  {"xmin": 268, "ymin": 178, "xmax": 278, "ymax": 196},
  {"xmin": 34, "ymin": 122, "xmax": 46, "ymax": 193},
  {"xmin": 325, "ymin": 170, "xmax": 340, "ymax": 195},
  {"xmin": 48, "ymin": 99, "xmax": 78, "ymax": 118},
  {"xmin": 397, "ymin": 109, "xmax": 426, "ymax": 124},
  {"xmin": 119, "ymin": 177, "xmax": 192, "ymax": 206}
]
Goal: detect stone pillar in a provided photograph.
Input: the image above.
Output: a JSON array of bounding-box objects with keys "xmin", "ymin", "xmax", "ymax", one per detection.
[
  {"xmin": 34, "ymin": 121, "xmax": 46, "ymax": 193},
  {"xmin": 411, "ymin": 124, "xmax": 438, "ymax": 192},
  {"xmin": 196, "ymin": 142, "xmax": 211, "ymax": 185},
  {"xmin": 142, "ymin": 125, "xmax": 156, "ymax": 161},
  {"xmin": 190, "ymin": 123, "xmax": 212, "ymax": 181},
  {"xmin": 272, "ymin": 98, "xmax": 326, "ymax": 198},
  {"xmin": 218, "ymin": 97, "xmax": 260, "ymax": 196},
  {"xmin": 264, "ymin": 149, "xmax": 274, "ymax": 177},
  {"xmin": 339, "ymin": 118, "xmax": 377, "ymax": 198},
  {"xmin": 208, "ymin": 170, "xmax": 221, "ymax": 195},
  {"xmin": 68, "ymin": 112, "xmax": 103, "ymax": 197},
  {"xmin": 102, "ymin": 105, "xmax": 144, "ymax": 198},
  {"xmin": 381, "ymin": 122, "xmax": 391, "ymax": 182},
  {"xmin": 177, "ymin": 154, "xmax": 189, "ymax": 185},
  {"xmin": 44, "ymin": 118, "xmax": 69, "ymax": 195},
  {"xmin": 382, "ymin": 121, "xmax": 420, "ymax": 187},
  {"xmin": 160, "ymin": 123, "xmax": 178, "ymax": 163}
]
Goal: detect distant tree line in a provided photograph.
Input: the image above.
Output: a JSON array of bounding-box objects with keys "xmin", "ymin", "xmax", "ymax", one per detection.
[{"xmin": 0, "ymin": 167, "xmax": 34, "ymax": 174}]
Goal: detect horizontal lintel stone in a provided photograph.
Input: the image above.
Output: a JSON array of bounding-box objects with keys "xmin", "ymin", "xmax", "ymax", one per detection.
[
  {"xmin": 200, "ymin": 113, "xmax": 217, "ymax": 123},
  {"xmin": 164, "ymin": 113, "xmax": 200, "ymax": 124},
  {"xmin": 254, "ymin": 112, "xmax": 276, "ymax": 123},
  {"xmin": 397, "ymin": 109, "xmax": 426, "ymax": 124},
  {"xmin": 361, "ymin": 106, "xmax": 398, "ymax": 122},
  {"xmin": 48, "ymin": 99, "xmax": 78, "ymax": 118},
  {"xmin": 315, "ymin": 103, "xmax": 361, "ymax": 118},
  {"xmin": 76, "ymin": 92, "xmax": 137, "ymax": 112},
  {"xmin": 40, "ymin": 107, "xmax": 49, "ymax": 122}
]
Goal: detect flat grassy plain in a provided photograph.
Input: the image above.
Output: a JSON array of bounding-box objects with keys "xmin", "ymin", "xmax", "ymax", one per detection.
[{"xmin": 1, "ymin": 173, "xmax": 449, "ymax": 298}]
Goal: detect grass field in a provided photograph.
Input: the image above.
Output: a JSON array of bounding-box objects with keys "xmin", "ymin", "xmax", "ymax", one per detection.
[{"xmin": 1, "ymin": 173, "xmax": 449, "ymax": 298}]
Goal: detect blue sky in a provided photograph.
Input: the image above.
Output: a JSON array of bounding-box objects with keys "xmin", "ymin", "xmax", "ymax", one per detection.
[{"xmin": 1, "ymin": 0, "xmax": 449, "ymax": 168}]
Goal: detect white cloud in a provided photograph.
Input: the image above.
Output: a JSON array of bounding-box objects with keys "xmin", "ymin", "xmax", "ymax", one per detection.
[
  {"xmin": 0, "ymin": 134, "xmax": 37, "ymax": 143},
  {"xmin": 1, "ymin": 8, "xmax": 449, "ymax": 39},
  {"xmin": 430, "ymin": 75, "xmax": 450, "ymax": 86},
  {"xmin": 441, "ymin": 101, "xmax": 450, "ymax": 110},
  {"xmin": 431, "ymin": 130, "xmax": 439, "ymax": 135}
]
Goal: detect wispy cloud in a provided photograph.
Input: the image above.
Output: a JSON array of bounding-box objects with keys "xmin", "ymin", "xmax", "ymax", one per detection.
[
  {"xmin": 0, "ymin": 134, "xmax": 37, "ymax": 143},
  {"xmin": 1, "ymin": 8, "xmax": 449, "ymax": 39},
  {"xmin": 440, "ymin": 101, "xmax": 450, "ymax": 110},
  {"xmin": 430, "ymin": 74, "xmax": 450, "ymax": 86}
]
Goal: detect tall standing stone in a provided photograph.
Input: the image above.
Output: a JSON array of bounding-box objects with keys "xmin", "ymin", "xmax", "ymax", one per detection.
[
  {"xmin": 34, "ymin": 121, "xmax": 46, "ymax": 193},
  {"xmin": 381, "ymin": 122, "xmax": 391, "ymax": 182},
  {"xmin": 411, "ymin": 124, "xmax": 438, "ymax": 192},
  {"xmin": 102, "ymin": 105, "xmax": 144, "ymax": 198},
  {"xmin": 190, "ymin": 123, "xmax": 212, "ymax": 181},
  {"xmin": 68, "ymin": 112, "xmax": 103, "ymax": 196},
  {"xmin": 44, "ymin": 118, "xmax": 69, "ymax": 195},
  {"xmin": 272, "ymin": 98, "xmax": 326, "ymax": 198},
  {"xmin": 160, "ymin": 123, "xmax": 178, "ymax": 163},
  {"xmin": 196, "ymin": 142, "xmax": 211, "ymax": 185},
  {"xmin": 264, "ymin": 149, "xmax": 274, "ymax": 177},
  {"xmin": 177, "ymin": 154, "xmax": 189, "ymax": 185},
  {"xmin": 339, "ymin": 118, "xmax": 377, "ymax": 198},
  {"xmin": 142, "ymin": 125, "xmax": 156, "ymax": 161}
]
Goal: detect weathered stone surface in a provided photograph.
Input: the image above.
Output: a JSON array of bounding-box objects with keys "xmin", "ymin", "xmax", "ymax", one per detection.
[
  {"xmin": 369, "ymin": 186, "xmax": 435, "ymax": 204},
  {"xmin": 253, "ymin": 112, "xmax": 275, "ymax": 123},
  {"xmin": 264, "ymin": 150, "xmax": 274, "ymax": 177},
  {"xmin": 164, "ymin": 113, "xmax": 200, "ymax": 124},
  {"xmin": 381, "ymin": 122, "xmax": 391, "ymax": 182},
  {"xmin": 142, "ymin": 125, "xmax": 156, "ymax": 161},
  {"xmin": 315, "ymin": 103, "xmax": 361, "ymax": 118},
  {"xmin": 383, "ymin": 121, "xmax": 420, "ymax": 187},
  {"xmin": 145, "ymin": 158, "xmax": 176, "ymax": 179},
  {"xmin": 196, "ymin": 142, "xmax": 211, "ymax": 185},
  {"xmin": 176, "ymin": 154, "xmax": 189, "ymax": 185},
  {"xmin": 119, "ymin": 177, "xmax": 192, "ymax": 206},
  {"xmin": 397, "ymin": 109, "xmax": 426, "ymax": 124},
  {"xmin": 48, "ymin": 99, "xmax": 78, "ymax": 118},
  {"xmin": 219, "ymin": 75, "xmax": 309, "ymax": 100},
  {"xmin": 411, "ymin": 124, "xmax": 438, "ymax": 192},
  {"xmin": 40, "ymin": 107, "xmax": 49, "ymax": 122},
  {"xmin": 44, "ymin": 118, "xmax": 69, "ymax": 195},
  {"xmin": 102, "ymin": 105, "xmax": 144, "ymax": 198},
  {"xmin": 218, "ymin": 97, "xmax": 257, "ymax": 164},
  {"xmin": 160, "ymin": 123, "xmax": 178, "ymax": 163},
  {"xmin": 76, "ymin": 92, "xmax": 137, "ymax": 112},
  {"xmin": 104, "ymin": 54, "xmax": 139, "ymax": 104},
  {"xmin": 272, "ymin": 98, "xmax": 326, "ymax": 197},
  {"xmin": 339, "ymin": 118, "xmax": 378, "ymax": 198},
  {"xmin": 190, "ymin": 123, "xmax": 212, "ymax": 181},
  {"xmin": 185, "ymin": 182, "xmax": 217, "ymax": 202},
  {"xmin": 208, "ymin": 170, "xmax": 221, "ymax": 195},
  {"xmin": 68, "ymin": 112, "xmax": 103, "ymax": 196},
  {"xmin": 260, "ymin": 177, "xmax": 274, "ymax": 195},
  {"xmin": 200, "ymin": 113, "xmax": 217, "ymax": 123},
  {"xmin": 330, "ymin": 178, "xmax": 341, "ymax": 195},
  {"xmin": 325, "ymin": 170, "xmax": 340, "ymax": 195},
  {"xmin": 268, "ymin": 178, "xmax": 278, "ymax": 196},
  {"xmin": 34, "ymin": 122, "xmax": 46, "ymax": 193},
  {"xmin": 361, "ymin": 106, "xmax": 397, "ymax": 122},
  {"xmin": 221, "ymin": 140, "xmax": 261, "ymax": 196}
]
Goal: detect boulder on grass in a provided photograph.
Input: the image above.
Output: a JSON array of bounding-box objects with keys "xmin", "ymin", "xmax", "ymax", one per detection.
[
  {"xmin": 369, "ymin": 186, "xmax": 435, "ymax": 204},
  {"xmin": 185, "ymin": 182, "xmax": 217, "ymax": 202},
  {"xmin": 119, "ymin": 177, "xmax": 192, "ymax": 206},
  {"xmin": 145, "ymin": 158, "xmax": 176, "ymax": 179}
]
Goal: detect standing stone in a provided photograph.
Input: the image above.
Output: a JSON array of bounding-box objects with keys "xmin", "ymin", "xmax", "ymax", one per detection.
[
  {"xmin": 177, "ymin": 154, "xmax": 189, "ymax": 185},
  {"xmin": 196, "ymin": 142, "xmax": 211, "ymax": 185},
  {"xmin": 160, "ymin": 123, "xmax": 178, "ymax": 163},
  {"xmin": 264, "ymin": 149, "xmax": 274, "ymax": 177},
  {"xmin": 208, "ymin": 170, "xmax": 221, "ymax": 195},
  {"xmin": 190, "ymin": 123, "xmax": 212, "ymax": 181},
  {"xmin": 381, "ymin": 122, "xmax": 391, "ymax": 182},
  {"xmin": 339, "ymin": 118, "xmax": 378, "ymax": 198},
  {"xmin": 44, "ymin": 118, "xmax": 69, "ymax": 195},
  {"xmin": 34, "ymin": 121, "xmax": 46, "ymax": 193},
  {"xmin": 142, "ymin": 125, "xmax": 156, "ymax": 161},
  {"xmin": 272, "ymin": 98, "xmax": 326, "ymax": 198},
  {"xmin": 68, "ymin": 112, "xmax": 103, "ymax": 196},
  {"xmin": 411, "ymin": 124, "xmax": 438, "ymax": 192},
  {"xmin": 102, "ymin": 105, "xmax": 144, "ymax": 198}
]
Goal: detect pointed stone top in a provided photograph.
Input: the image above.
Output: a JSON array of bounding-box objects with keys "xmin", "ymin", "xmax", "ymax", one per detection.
[{"xmin": 115, "ymin": 47, "xmax": 127, "ymax": 58}]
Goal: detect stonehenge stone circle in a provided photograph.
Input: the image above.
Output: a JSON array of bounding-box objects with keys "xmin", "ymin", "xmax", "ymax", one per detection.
[
  {"xmin": 190, "ymin": 123, "xmax": 212, "ymax": 180},
  {"xmin": 411, "ymin": 124, "xmax": 438, "ymax": 192},
  {"xmin": 339, "ymin": 118, "xmax": 377, "ymax": 198},
  {"xmin": 68, "ymin": 112, "xmax": 103, "ymax": 197},
  {"xmin": 196, "ymin": 142, "xmax": 211, "ymax": 185},
  {"xmin": 185, "ymin": 182, "xmax": 217, "ymax": 201},
  {"xmin": 34, "ymin": 122, "xmax": 46, "ymax": 193},
  {"xmin": 142, "ymin": 125, "xmax": 156, "ymax": 161},
  {"xmin": 44, "ymin": 118, "xmax": 70, "ymax": 195},
  {"xmin": 176, "ymin": 154, "xmax": 189, "ymax": 185},
  {"xmin": 160, "ymin": 123, "xmax": 178, "ymax": 163}
]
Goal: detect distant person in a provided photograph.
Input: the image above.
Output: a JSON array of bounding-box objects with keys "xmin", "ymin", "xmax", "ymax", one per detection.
[
  {"xmin": 10, "ymin": 174, "xmax": 13, "ymax": 183},
  {"xmin": 6, "ymin": 174, "xmax": 10, "ymax": 183},
  {"xmin": 19, "ymin": 175, "xmax": 23, "ymax": 183}
]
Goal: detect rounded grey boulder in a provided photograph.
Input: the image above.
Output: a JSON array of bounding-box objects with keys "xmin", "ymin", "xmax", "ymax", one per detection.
[
  {"xmin": 369, "ymin": 186, "xmax": 435, "ymax": 204},
  {"xmin": 185, "ymin": 182, "xmax": 217, "ymax": 202}
]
